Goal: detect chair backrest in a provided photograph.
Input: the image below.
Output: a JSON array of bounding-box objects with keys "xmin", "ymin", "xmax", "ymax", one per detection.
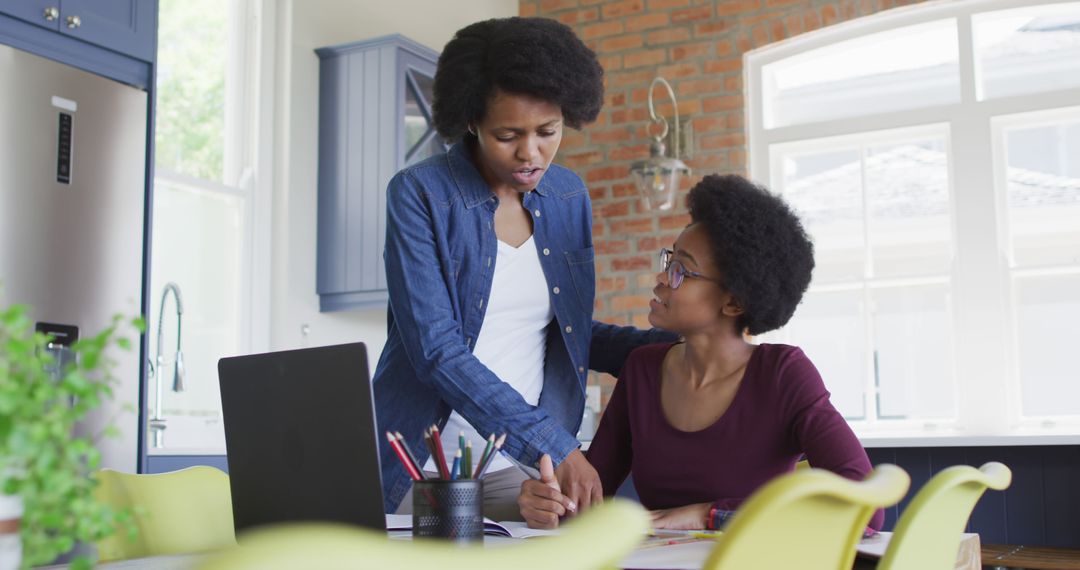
[
  {"xmin": 96, "ymin": 466, "xmax": 236, "ymax": 562},
  {"xmin": 877, "ymin": 461, "xmax": 1011, "ymax": 570},
  {"xmin": 196, "ymin": 498, "xmax": 650, "ymax": 570},
  {"xmin": 702, "ymin": 464, "xmax": 910, "ymax": 570}
]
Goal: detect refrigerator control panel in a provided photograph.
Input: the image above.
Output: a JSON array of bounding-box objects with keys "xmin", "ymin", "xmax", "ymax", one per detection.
[{"xmin": 57, "ymin": 112, "xmax": 73, "ymax": 184}]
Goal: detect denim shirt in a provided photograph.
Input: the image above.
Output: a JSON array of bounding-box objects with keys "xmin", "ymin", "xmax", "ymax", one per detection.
[{"xmin": 373, "ymin": 141, "xmax": 673, "ymax": 511}]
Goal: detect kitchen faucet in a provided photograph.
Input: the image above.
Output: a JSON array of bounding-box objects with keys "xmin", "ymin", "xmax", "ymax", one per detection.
[{"xmin": 148, "ymin": 281, "xmax": 185, "ymax": 448}]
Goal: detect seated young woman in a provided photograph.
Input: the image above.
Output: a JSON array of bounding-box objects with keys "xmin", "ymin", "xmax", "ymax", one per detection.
[{"xmin": 518, "ymin": 174, "xmax": 883, "ymax": 531}]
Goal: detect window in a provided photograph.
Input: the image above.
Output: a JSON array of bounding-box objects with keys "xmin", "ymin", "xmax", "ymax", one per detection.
[
  {"xmin": 150, "ymin": 0, "xmax": 270, "ymax": 450},
  {"xmin": 747, "ymin": 0, "xmax": 1080, "ymax": 443}
]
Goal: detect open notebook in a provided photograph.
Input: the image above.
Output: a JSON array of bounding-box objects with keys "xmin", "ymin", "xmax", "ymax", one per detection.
[{"xmin": 385, "ymin": 514, "xmax": 558, "ymax": 539}]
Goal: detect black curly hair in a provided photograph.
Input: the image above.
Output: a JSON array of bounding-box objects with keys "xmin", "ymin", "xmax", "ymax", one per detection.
[
  {"xmin": 432, "ymin": 17, "xmax": 605, "ymax": 141},
  {"xmin": 687, "ymin": 174, "xmax": 815, "ymax": 336}
]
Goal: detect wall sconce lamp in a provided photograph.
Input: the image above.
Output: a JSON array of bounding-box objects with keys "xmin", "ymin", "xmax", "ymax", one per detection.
[{"xmin": 629, "ymin": 77, "xmax": 691, "ymax": 211}]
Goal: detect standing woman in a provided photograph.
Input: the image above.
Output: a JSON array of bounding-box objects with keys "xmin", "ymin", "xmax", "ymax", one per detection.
[{"xmin": 373, "ymin": 17, "xmax": 671, "ymax": 520}]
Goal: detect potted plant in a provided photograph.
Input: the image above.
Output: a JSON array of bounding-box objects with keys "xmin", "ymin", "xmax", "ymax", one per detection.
[{"xmin": 0, "ymin": 303, "xmax": 142, "ymax": 569}]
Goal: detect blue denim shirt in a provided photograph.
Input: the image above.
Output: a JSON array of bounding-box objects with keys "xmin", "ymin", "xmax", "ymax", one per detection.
[{"xmin": 373, "ymin": 141, "xmax": 673, "ymax": 511}]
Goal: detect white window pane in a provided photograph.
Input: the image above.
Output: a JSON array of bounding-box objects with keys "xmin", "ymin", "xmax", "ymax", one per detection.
[
  {"xmin": 975, "ymin": 3, "xmax": 1080, "ymax": 101},
  {"xmin": 763, "ymin": 19, "xmax": 959, "ymax": 129},
  {"xmin": 1003, "ymin": 119, "xmax": 1080, "ymax": 268},
  {"xmin": 1014, "ymin": 273, "xmax": 1080, "ymax": 416},
  {"xmin": 781, "ymin": 149, "xmax": 865, "ymax": 283},
  {"xmin": 872, "ymin": 284, "xmax": 956, "ymax": 419},
  {"xmin": 784, "ymin": 290, "xmax": 866, "ymax": 419},
  {"xmin": 155, "ymin": 0, "xmax": 228, "ymax": 182},
  {"xmin": 865, "ymin": 140, "xmax": 953, "ymax": 278},
  {"xmin": 149, "ymin": 178, "xmax": 245, "ymax": 448}
]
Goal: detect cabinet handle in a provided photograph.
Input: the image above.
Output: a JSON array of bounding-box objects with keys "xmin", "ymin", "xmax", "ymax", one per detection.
[
  {"xmin": 66, "ymin": 15, "xmax": 81, "ymax": 29},
  {"xmin": 43, "ymin": 6, "xmax": 59, "ymax": 21}
]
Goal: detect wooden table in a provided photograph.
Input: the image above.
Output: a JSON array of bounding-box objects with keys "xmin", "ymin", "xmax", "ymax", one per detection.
[{"xmin": 982, "ymin": 544, "xmax": 1080, "ymax": 570}]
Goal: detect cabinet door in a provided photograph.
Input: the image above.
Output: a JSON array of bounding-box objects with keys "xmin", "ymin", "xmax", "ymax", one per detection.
[
  {"xmin": 0, "ymin": 0, "xmax": 61, "ymax": 30},
  {"xmin": 59, "ymin": 0, "xmax": 157, "ymax": 61}
]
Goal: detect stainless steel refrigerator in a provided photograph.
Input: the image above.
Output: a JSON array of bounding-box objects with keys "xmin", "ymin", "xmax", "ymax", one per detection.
[{"xmin": 0, "ymin": 43, "xmax": 146, "ymax": 473}]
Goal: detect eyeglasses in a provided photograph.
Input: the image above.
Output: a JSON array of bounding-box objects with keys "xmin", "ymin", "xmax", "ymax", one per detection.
[{"xmin": 659, "ymin": 248, "xmax": 724, "ymax": 290}]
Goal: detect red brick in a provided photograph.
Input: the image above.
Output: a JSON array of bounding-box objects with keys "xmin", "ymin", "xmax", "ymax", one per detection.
[
  {"xmin": 704, "ymin": 58, "xmax": 742, "ymax": 74},
  {"xmin": 541, "ymin": 0, "xmax": 579, "ymax": 11},
  {"xmin": 608, "ymin": 92, "xmax": 627, "ymax": 106},
  {"xmin": 841, "ymin": 0, "xmax": 859, "ymax": 20},
  {"xmin": 611, "ymin": 218, "xmax": 655, "ymax": 235},
  {"xmin": 822, "ymin": 3, "xmax": 839, "ymax": 25},
  {"xmin": 592, "ymin": 221, "xmax": 605, "ymax": 237},
  {"xmin": 611, "ymin": 294, "xmax": 652, "ymax": 311},
  {"xmin": 598, "ymin": 54, "xmax": 623, "ymax": 72},
  {"xmin": 803, "ymin": 9, "xmax": 822, "ymax": 32},
  {"xmin": 694, "ymin": 19, "xmax": 734, "ymax": 36},
  {"xmin": 659, "ymin": 213, "xmax": 692, "ymax": 230},
  {"xmin": 647, "ymin": 0, "xmax": 691, "ymax": 9},
  {"xmin": 608, "ymin": 69, "xmax": 657, "ymax": 88},
  {"xmin": 716, "ymin": 0, "xmax": 761, "ymax": 16},
  {"xmin": 594, "ymin": 297, "xmax": 606, "ymax": 313},
  {"xmin": 751, "ymin": 23, "xmax": 770, "ymax": 47},
  {"xmin": 736, "ymin": 31, "xmax": 753, "ymax": 53},
  {"xmin": 671, "ymin": 5, "xmax": 713, "ymax": 23},
  {"xmin": 601, "ymin": 34, "xmax": 644, "ymax": 52},
  {"xmin": 588, "ymin": 186, "xmax": 608, "ymax": 201},
  {"xmin": 597, "ymin": 276, "xmax": 628, "ymax": 293},
  {"xmin": 716, "ymin": 39, "xmax": 734, "ymax": 57},
  {"xmin": 602, "ymin": 0, "xmax": 645, "ymax": 19},
  {"xmin": 611, "ymin": 255, "xmax": 653, "ymax": 271},
  {"xmin": 586, "ymin": 165, "xmax": 628, "ymax": 183},
  {"xmin": 679, "ymin": 77, "xmax": 724, "ymax": 96},
  {"xmin": 631, "ymin": 312, "xmax": 653, "ymax": 329},
  {"xmin": 582, "ymin": 20, "xmax": 624, "ymax": 40},
  {"xmin": 700, "ymin": 132, "xmax": 745, "ymax": 150},
  {"xmin": 636, "ymin": 235, "xmax": 667, "ymax": 251},
  {"xmin": 671, "ymin": 41, "xmax": 712, "ymax": 60},
  {"xmin": 612, "ymin": 183, "xmax": 638, "ymax": 198},
  {"xmin": 609, "ymin": 143, "xmax": 651, "ymax": 161},
  {"xmin": 590, "ymin": 127, "xmax": 635, "ymax": 144},
  {"xmin": 637, "ymin": 272, "xmax": 659, "ymax": 289},
  {"xmin": 647, "ymin": 28, "xmax": 692, "ymax": 45},
  {"xmin": 625, "ymin": 13, "xmax": 670, "ymax": 32},
  {"xmin": 765, "ymin": 0, "xmax": 803, "ymax": 6},
  {"xmin": 520, "ymin": 2, "xmax": 539, "ymax": 17},
  {"xmin": 595, "ymin": 237, "xmax": 631, "ymax": 253},
  {"xmin": 610, "ymin": 106, "xmax": 651, "ymax": 124},
  {"xmin": 784, "ymin": 13, "xmax": 804, "ymax": 36},
  {"xmin": 562, "ymin": 129, "xmax": 586, "ymax": 148},
  {"xmin": 724, "ymin": 75, "xmax": 742, "ymax": 92},
  {"xmin": 624, "ymin": 49, "xmax": 667, "ymax": 69},
  {"xmin": 563, "ymin": 150, "xmax": 605, "ymax": 168},
  {"xmin": 656, "ymin": 62, "xmax": 701, "ymax": 79},
  {"xmin": 557, "ymin": 7, "xmax": 599, "ymax": 24}
]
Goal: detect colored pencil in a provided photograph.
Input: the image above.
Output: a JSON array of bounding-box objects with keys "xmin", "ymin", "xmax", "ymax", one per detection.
[
  {"xmin": 393, "ymin": 431, "xmax": 426, "ymax": 480},
  {"xmin": 450, "ymin": 449, "xmax": 462, "ymax": 480},
  {"xmin": 430, "ymin": 425, "xmax": 451, "ymax": 479},
  {"xmin": 475, "ymin": 433, "xmax": 506, "ymax": 479},
  {"xmin": 473, "ymin": 433, "xmax": 496, "ymax": 478},
  {"xmin": 462, "ymin": 440, "xmax": 473, "ymax": 479},
  {"xmin": 386, "ymin": 432, "xmax": 422, "ymax": 481}
]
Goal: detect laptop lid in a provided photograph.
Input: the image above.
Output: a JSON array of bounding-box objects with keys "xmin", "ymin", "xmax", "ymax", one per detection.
[{"xmin": 218, "ymin": 342, "xmax": 385, "ymax": 534}]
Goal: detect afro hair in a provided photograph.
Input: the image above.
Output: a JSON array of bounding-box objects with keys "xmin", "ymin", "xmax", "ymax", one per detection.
[
  {"xmin": 687, "ymin": 174, "xmax": 815, "ymax": 336},
  {"xmin": 432, "ymin": 17, "xmax": 604, "ymax": 141}
]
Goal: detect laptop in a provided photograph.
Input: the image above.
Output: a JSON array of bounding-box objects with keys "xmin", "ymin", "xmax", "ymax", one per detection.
[{"xmin": 218, "ymin": 342, "xmax": 385, "ymax": 534}]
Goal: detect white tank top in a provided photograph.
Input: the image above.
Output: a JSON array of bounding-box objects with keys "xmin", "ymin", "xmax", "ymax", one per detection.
[{"xmin": 425, "ymin": 235, "xmax": 554, "ymax": 475}]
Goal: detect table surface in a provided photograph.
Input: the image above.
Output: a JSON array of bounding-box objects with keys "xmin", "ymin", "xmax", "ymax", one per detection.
[{"xmin": 982, "ymin": 544, "xmax": 1080, "ymax": 570}]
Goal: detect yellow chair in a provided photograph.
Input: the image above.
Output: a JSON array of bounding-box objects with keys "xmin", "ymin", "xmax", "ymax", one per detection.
[
  {"xmin": 96, "ymin": 466, "xmax": 236, "ymax": 562},
  {"xmin": 197, "ymin": 498, "xmax": 649, "ymax": 570},
  {"xmin": 877, "ymin": 462, "xmax": 1011, "ymax": 570},
  {"xmin": 701, "ymin": 465, "xmax": 910, "ymax": 570}
]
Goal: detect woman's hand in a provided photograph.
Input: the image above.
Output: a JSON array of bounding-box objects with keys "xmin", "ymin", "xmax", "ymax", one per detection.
[
  {"xmin": 518, "ymin": 454, "xmax": 577, "ymax": 529},
  {"xmin": 650, "ymin": 502, "xmax": 713, "ymax": 530},
  {"xmin": 554, "ymin": 448, "xmax": 604, "ymax": 513}
]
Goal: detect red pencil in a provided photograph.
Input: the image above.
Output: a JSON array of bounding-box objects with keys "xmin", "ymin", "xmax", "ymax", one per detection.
[
  {"xmin": 387, "ymin": 432, "xmax": 422, "ymax": 481},
  {"xmin": 429, "ymin": 424, "xmax": 451, "ymax": 479}
]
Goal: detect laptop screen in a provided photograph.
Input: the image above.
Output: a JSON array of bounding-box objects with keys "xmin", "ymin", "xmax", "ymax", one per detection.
[{"xmin": 218, "ymin": 342, "xmax": 385, "ymax": 534}]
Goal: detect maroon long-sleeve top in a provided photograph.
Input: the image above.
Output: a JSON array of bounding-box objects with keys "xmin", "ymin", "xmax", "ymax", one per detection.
[{"xmin": 587, "ymin": 342, "xmax": 884, "ymax": 530}]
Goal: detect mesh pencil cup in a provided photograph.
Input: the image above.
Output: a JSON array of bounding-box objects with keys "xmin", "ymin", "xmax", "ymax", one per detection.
[{"xmin": 412, "ymin": 479, "xmax": 484, "ymax": 543}]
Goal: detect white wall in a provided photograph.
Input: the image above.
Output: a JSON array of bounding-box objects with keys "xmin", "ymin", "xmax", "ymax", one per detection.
[{"xmin": 269, "ymin": 1, "xmax": 518, "ymax": 367}]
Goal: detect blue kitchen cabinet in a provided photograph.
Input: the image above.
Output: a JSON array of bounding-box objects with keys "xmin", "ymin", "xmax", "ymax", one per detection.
[
  {"xmin": 315, "ymin": 34, "xmax": 445, "ymax": 311},
  {"xmin": 0, "ymin": 0, "xmax": 156, "ymax": 62}
]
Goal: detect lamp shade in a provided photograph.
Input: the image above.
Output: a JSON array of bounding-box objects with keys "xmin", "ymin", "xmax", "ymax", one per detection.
[{"xmin": 630, "ymin": 152, "xmax": 690, "ymax": 211}]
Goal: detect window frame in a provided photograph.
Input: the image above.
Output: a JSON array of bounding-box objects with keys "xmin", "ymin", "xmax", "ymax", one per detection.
[{"xmin": 746, "ymin": 0, "xmax": 1080, "ymax": 445}]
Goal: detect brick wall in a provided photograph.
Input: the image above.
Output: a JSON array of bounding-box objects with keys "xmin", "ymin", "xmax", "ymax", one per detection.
[{"xmin": 519, "ymin": 0, "xmax": 927, "ymax": 405}]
